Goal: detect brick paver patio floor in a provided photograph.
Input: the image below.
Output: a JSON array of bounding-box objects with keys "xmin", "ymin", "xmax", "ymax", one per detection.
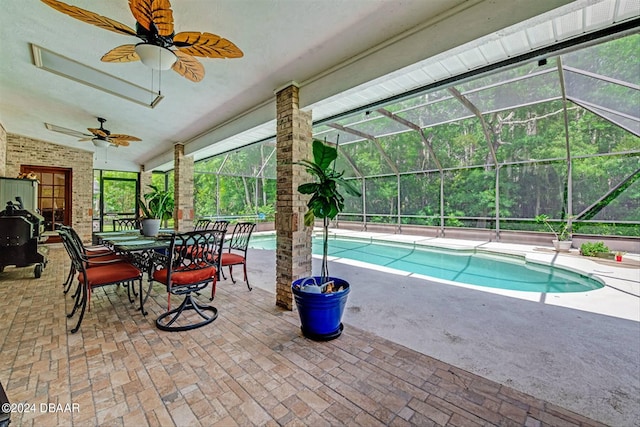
[{"xmin": 0, "ymin": 246, "xmax": 605, "ymax": 426}]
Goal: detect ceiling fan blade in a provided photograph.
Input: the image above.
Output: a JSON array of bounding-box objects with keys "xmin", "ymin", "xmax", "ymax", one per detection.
[
  {"xmin": 101, "ymin": 45, "xmax": 140, "ymax": 63},
  {"xmin": 109, "ymin": 139, "xmax": 130, "ymax": 147},
  {"xmin": 88, "ymin": 128, "xmax": 108, "ymax": 138},
  {"xmin": 78, "ymin": 137, "xmax": 93, "ymax": 142},
  {"xmin": 109, "ymin": 134, "xmax": 142, "ymax": 142},
  {"xmin": 45, "ymin": 122, "xmax": 93, "ymax": 139},
  {"xmin": 171, "ymin": 51, "xmax": 205, "ymax": 82},
  {"xmin": 129, "ymin": 0, "xmax": 174, "ymax": 36},
  {"xmin": 41, "ymin": 0, "xmax": 137, "ymax": 37},
  {"xmin": 174, "ymin": 32, "xmax": 243, "ymax": 58}
]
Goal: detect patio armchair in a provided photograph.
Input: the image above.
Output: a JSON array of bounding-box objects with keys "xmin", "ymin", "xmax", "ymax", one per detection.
[
  {"xmin": 58, "ymin": 227, "xmax": 144, "ymax": 333},
  {"xmin": 213, "ymin": 222, "xmax": 256, "ymax": 299},
  {"xmin": 153, "ymin": 229, "xmax": 226, "ymax": 331},
  {"xmin": 58, "ymin": 225, "xmax": 120, "ymax": 294}
]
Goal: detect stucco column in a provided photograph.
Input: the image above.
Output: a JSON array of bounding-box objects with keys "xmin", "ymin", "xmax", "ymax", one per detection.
[
  {"xmin": 174, "ymin": 143, "xmax": 194, "ymax": 232},
  {"xmin": 275, "ymin": 83, "xmax": 313, "ymax": 310}
]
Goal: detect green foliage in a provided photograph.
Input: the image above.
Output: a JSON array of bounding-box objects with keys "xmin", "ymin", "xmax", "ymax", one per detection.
[
  {"xmin": 535, "ymin": 214, "xmax": 571, "ymax": 241},
  {"xmin": 297, "ymin": 140, "xmax": 362, "ymax": 226},
  {"xmin": 139, "ymin": 184, "xmax": 173, "ymax": 220},
  {"xmin": 297, "ymin": 139, "xmax": 362, "ymax": 280},
  {"xmin": 580, "ymin": 241, "xmax": 610, "ymax": 257},
  {"xmin": 103, "ymin": 179, "xmax": 136, "ymax": 215}
]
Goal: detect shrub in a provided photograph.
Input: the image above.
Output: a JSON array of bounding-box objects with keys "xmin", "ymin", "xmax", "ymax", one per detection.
[{"xmin": 580, "ymin": 241, "xmax": 610, "ymax": 257}]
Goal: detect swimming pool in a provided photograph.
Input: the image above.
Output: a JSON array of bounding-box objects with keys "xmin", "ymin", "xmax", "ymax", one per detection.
[{"xmin": 249, "ymin": 235, "xmax": 604, "ymax": 293}]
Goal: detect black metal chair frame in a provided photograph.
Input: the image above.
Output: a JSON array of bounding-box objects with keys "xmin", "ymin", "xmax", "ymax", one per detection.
[
  {"xmin": 58, "ymin": 227, "xmax": 143, "ymax": 334},
  {"xmin": 113, "ymin": 218, "xmax": 140, "ymax": 231},
  {"xmin": 59, "ymin": 226, "xmax": 122, "ymax": 301},
  {"xmin": 59, "ymin": 225, "xmax": 116, "ymax": 294},
  {"xmin": 214, "ymin": 222, "xmax": 256, "ymax": 299},
  {"xmin": 193, "ymin": 219, "xmax": 211, "ymax": 231},
  {"xmin": 210, "ymin": 220, "xmax": 230, "ymax": 232},
  {"xmin": 58, "ymin": 225, "xmax": 78, "ymax": 294},
  {"xmin": 154, "ymin": 229, "xmax": 225, "ymax": 332},
  {"xmin": 60, "ymin": 225, "xmax": 137, "ymax": 303}
]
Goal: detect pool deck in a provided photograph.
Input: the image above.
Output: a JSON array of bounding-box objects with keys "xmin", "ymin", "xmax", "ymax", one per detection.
[
  {"xmin": 251, "ymin": 228, "xmax": 640, "ymax": 426},
  {"xmin": 314, "ymin": 228, "xmax": 640, "ymax": 322}
]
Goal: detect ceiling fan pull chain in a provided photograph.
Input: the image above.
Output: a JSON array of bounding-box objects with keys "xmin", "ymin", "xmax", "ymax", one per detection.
[{"xmin": 151, "ymin": 68, "xmax": 155, "ymax": 104}]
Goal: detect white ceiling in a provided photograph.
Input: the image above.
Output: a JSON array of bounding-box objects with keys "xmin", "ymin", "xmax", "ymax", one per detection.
[{"xmin": 0, "ymin": 0, "xmax": 597, "ymax": 171}]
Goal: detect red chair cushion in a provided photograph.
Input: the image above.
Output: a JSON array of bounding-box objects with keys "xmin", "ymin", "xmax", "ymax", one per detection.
[
  {"xmin": 78, "ymin": 262, "xmax": 141, "ymax": 287},
  {"xmin": 153, "ymin": 265, "xmax": 217, "ymax": 286},
  {"xmin": 220, "ymin": 253, "xmax": 245, "ymax": 266}
]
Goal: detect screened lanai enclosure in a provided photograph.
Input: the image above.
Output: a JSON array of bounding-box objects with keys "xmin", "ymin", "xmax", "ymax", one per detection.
[{"xmin": 193, "ymin": 33, "xmax": 639, "ymax": 238}]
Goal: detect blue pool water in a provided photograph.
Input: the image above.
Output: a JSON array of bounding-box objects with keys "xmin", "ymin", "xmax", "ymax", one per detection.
[{"xmin": 249, "ymin": 235, "xmax": 604, "ymax": 293}]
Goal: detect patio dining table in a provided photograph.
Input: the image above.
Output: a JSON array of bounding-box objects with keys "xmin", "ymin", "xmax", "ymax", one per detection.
[{"xmin": 95, "ymin": 230, "xmax": 174, "ymax": 311}]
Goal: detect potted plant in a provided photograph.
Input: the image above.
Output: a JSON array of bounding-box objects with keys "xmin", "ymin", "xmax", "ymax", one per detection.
[
  {"xmin": 293, "ymin": 139, "xmax": 361, "ymax": 340},
  {"xmin": 139, "ymin": 184, "xmax": 174, "ymax": 236},
  {"xmin": 535, "ymin": 214, "xmax": 572, "ymax": 252},
  {"xmin": 579, "ymin": 241, "xmax": 611, "ymax": 258}
]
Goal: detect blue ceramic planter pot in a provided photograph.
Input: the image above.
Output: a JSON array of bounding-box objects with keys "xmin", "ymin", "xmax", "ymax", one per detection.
[{"xmin": 292, "ymin": 276, "xmax": 350, "ymax": 341}]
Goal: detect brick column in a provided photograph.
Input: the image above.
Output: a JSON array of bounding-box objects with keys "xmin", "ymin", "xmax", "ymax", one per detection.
[
  {"xmin": 174, "ymin": 143, "xmax": 194, "ymax": 232},
  {"xmin": 139, "ymin": 166, "xmax": 152, "ymax": 217},
  {"xmin": 275, "ymin": 83, "xmax": 313, "ymax": 310}
]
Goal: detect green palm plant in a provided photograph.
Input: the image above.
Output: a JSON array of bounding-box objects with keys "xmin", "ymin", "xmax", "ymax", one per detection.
[
  {"xmin": 296, "ymin": 139, "xmax": 361, "ymax": 281},
  {"xmin": 535, "ymin": 214, "xmax": 571, "ymax": 241},
  {"xmin": 139, "ymin": 184, "xmax": 174, "ymax": 220}
]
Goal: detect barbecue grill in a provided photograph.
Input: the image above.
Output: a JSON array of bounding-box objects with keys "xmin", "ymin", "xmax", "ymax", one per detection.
[{"xmin": 0, "ymin": 199, "xmax": 48, "ymax": 278}]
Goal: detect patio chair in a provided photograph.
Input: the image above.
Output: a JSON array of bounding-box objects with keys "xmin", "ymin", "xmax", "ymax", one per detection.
[
  {"xmin": 193, "ymin": 219, "xmax": 211, "ymax": 231},
  {"xmin": 65, "ymin": 225, "xmax": 115, "ymax": 258},
  {"xmin": 58, "ymin": 225, "xmax": 120, "ymax": 294},
  {"xmin": 60, "ymin": 226, "xmax": 130, "ymax": 300},
  {"xmin": 153, "ymin": 229, "xmax": 226, "ymax": 331},
  {"xmin": 210, "ymin": 220, "xmax": 230, "ymax": 232},
  {"xmin": 214, "ymin": 222, "xmax": 256, "ymax": 299},
  {"xmin": 58, "ymin": 227, "xmax": 143, "ymax": 334},
  {"xmin": 113, "ymin": 218, "xmax": 140, "ymax": 231}
]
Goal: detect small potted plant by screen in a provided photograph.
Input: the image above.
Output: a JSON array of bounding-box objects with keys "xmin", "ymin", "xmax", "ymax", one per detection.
[
  {"xmin": 535, "ymin": 214, "xmax": 572, "ymax": 252},
  {"xmin": 293, "ymin": 139, "xmax": 361, "ymax": 341},
  {"xmin": 579, "ymin": 241, "xmax": 610, "ymax": 258},
  {"xmin": 139, "ymin": 184, "xmax": 174, "ymax": 237}
]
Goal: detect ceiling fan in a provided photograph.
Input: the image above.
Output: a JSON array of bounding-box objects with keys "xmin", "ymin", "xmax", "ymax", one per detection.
[
  {"xmin": 41, "ymin": 0, "xmax": 243, "ymax": 82},
  {"xmin": 45, "ymin": 118, "xmax": 142, "ymax": 148}
]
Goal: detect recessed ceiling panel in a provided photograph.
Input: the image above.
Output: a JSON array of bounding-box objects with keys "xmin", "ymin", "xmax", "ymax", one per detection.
[{"xmin": 31, "ymin": 44, "xmax": 163, "ymax": 108}]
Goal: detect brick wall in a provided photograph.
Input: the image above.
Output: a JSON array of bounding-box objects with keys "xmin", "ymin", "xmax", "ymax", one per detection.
[{"xmin": 5, "ymin": 133, "xmax": 94, "ymax": 242}]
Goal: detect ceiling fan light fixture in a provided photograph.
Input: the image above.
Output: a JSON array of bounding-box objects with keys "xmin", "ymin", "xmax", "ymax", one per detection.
[
  {"xmin": 92, "ymin": 138, "xmax": 110, "ymax": 148},
  {"xmin": 135, "ymin": 43, "xmax": 177, "ymax": 70}
]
